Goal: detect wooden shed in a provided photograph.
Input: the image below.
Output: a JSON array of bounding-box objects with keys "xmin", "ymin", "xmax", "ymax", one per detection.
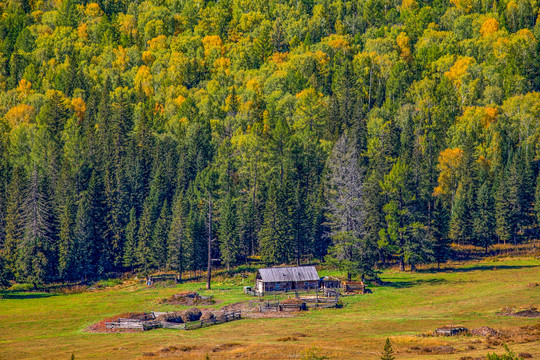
[
  {"xmin": 255, "ymin": 266, "xmax": 319, "ymax": 294},
  {"xmin": 320, "ymin": 276, "xmax": 341, "ymax": 289}
]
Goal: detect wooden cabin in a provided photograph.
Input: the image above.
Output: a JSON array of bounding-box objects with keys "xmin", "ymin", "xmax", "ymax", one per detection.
[{"xmin": 255, "ymin": 266, "xmax": 319, "ymax": 294}]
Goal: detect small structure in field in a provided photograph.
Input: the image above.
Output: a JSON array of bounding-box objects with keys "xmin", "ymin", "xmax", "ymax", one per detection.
[
  {"xmin": 321, "ymin": 276, "xmax": 341, "ymax": 289},
  {"xmin": 255, "ymin": 266, "xmax": 319, "ymax": 294},
  {"xmin": 435, "ymin": 325, "xmax": 469, "ymax": 336},
  {"xmin": 342, "ymin": 280, "xmax": 365, "ymax": 293},
  {"xmin": 147, "ymin": 273, "xmax": 179, "ymax": 285}
]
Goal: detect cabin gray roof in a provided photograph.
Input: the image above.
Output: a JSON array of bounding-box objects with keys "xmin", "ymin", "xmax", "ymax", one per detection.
[{"xmin": 257, "ymin": 266, "xmax": 319, "ymax": 283}]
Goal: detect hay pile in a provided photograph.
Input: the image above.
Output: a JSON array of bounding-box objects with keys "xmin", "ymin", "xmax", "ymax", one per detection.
[
  {"xmin": 156, "ymin": 308, "xmax": 203, "ymax": 323},
  {"xmin": 471, "ymin": 326, "xmax": 499, "ymax": 337},
  {"xmin": 161, "ymin": 292, "xmax": 215, "ymax": 306},
  {"xmin": 501, "ymin": 306, "xmax": 540, "ymax": 318}
]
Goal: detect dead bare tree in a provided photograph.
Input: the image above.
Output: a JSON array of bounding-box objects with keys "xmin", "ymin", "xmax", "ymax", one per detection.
[{"xmin": 325, "ymin": 132, "xmax": 375, "ymax": 281}]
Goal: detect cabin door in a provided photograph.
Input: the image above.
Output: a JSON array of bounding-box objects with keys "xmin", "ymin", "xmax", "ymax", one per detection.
[{"xmin": 291, "ymin": 281, "xmax": 296, "ymax": 290}]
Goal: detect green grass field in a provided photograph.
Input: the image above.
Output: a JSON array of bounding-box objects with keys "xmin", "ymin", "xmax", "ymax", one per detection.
[{"xmin": 1, "ymin": 256, "xmax": 539, "ymax": 360}]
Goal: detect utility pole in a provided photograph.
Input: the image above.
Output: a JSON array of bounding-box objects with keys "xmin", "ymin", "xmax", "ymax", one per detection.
[{"xmin": 206, "ymin": 192, "xmax": 212, "ymax": 290}]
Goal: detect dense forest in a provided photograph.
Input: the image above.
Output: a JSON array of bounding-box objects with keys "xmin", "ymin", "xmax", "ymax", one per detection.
[{"xmin": 0, "ymin": 0, "xmax": 539, "ymax": 285}]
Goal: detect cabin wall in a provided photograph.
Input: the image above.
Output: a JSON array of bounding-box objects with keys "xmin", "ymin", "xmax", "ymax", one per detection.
[{"xmin": 260, "ymin": 280, "xmax": 318, "ymax": 292}]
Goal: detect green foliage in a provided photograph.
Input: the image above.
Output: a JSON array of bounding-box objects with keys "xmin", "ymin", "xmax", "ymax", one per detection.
[
  {"xmin": 301, "ymin": 347, "xmax": 331, "ymax": 360},
  {"xmin": 380, "ymin": 338, "xmax": 395, "ymax": 360},
  {"xmin": 486, "ymin": 345, "xmax": 523, "ymax": 360}
]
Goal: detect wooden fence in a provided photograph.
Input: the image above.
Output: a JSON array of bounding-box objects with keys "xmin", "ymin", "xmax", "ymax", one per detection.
[
  {"xmin": 259, "ymin": 298, "xmax": 338, "ymax": 312},
  {"xmin": 107, "ymin": 311, "xmax": 242, "ymax": 331},
  {"xmin": 170, "ymin": 311, "xmax": 242, "ymax": 330},
  {"xmin": 105, "ymin": 319, "xmax": 162, "ymax": 331}
]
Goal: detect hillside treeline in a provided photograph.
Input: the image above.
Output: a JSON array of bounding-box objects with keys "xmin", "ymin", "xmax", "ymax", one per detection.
[{"xmin": 0, "ymin": 0, "xmax": 539, "ymax": 285}]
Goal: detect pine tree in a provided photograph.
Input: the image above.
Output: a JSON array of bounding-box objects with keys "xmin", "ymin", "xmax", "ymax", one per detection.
[
  {"xmin": 58, "ymin": 194, "xmax": 76, "ymax": 280},
  {"xmin": 474, "ymin": 181, "xmax": 495, "ymax": 253},
  {"xmin": 240, "ymin": 196, "xmax": 259, "ymax": 260},
  {"xmin": 380, "ymin": 159, "xmax": 416, "ymax": 272},
  {"xmin": 2, "ymin": 168, "xmax": 25, "ymax": 280},
  {"xmin": 0, "ymin": 252, "xmax": 8, "ymax": 287},
  {"xmin": 123, "ymin": 208, "xmax": 137, "ymax": 271},
  {"xmin": 505, "ymin": 158, "xmax": 521, "ymax": 245},
  {"xmin": 431, "ymin": 197, "xmax": 451, "ymax": 269},
  {"xmin": 381, "ymin": 338, "xmax": 395, "ymax": 360},
  {"xmin": 495, "ymin": 173, "xmax": 511, "ymax": 245},
  {"xmin": 219, "ymin": 194, "xmax": 239, "ymax": 270},
  {"xmin": 259, "ymin": 183, "xmax": 281, "ymax": 264},
  {"xmin": 185, "ymin": 204, "xmax": 207, "ymax": 273},
  {"xmin": 152, "ymin": 200, "xmax": 170, "ymax": 270},
  {"xmin": 18, "ymin": 166, "xmax": 56, "ymax": 286},
  {"xmin": 535, "ymin": 172, "xmax": 540, "ymax": 234},
  {"xmin": 276, "ymin": 177, "xmax": 295, "ymax": 263},
  {"xmin": 168, "ymin": 190, "xmax": 187, "ymax": 274},
  {"xmin": 449, "ymin": 182, "xmax": 473, "ymax": 245},
  {"xmin": 292, "ymin": 184, "xmax": 310, "ymax": 265},
  {"xmin": 73, "ymin": 191, "xmax": 96, "ymax": 281},
  {"xmin": 326, "ymin": 133, "xmax": 376, "ymax": 279},
  {"xmin": 136, "ymin": 204, "xmax": 153, "ymax": 274}
]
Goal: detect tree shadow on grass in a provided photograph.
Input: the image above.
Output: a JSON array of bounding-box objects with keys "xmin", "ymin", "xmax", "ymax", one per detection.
[
  {"xmin": 379, "ymin": 278, "xmax": 449, "ymax": 289},
  {"xmin": 417, "ymin": 264, "xmax": 540, "ymax": 274},
  {"xmin": 0, "ymin": 291, "xmax": 57, "ymax": 300}
]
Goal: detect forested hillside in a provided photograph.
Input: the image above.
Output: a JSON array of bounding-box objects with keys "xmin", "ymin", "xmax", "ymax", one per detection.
[{"xmin": 0, "ymin": 0, "xmax": 539, "ymax": 285}]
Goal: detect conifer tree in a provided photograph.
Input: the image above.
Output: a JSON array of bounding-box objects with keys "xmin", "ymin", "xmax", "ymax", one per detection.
[
  {"xmin": 535, "ymin": 172, "xmax": 540, "ymax": 232},
  {"xmin": 292, "ymin": 184, "xmax": 310, "ymax": 265},
  {"xmin": 168, "ymin": 190, "xmax": 187, "ymax": 274},
  {"xmin": 18, "ymin": 166, "xmax": 56, "ymax": 286},
  {"xmin": 152, "ymin": 200, "xmax": 170, "ymax": 270},
  {"xmin": 505, "ymin": 158, "xmax": 522, "ymax": 245},
  {"xmin": 474, "ymin": 181, "xmax": 495, "ymax": 253},
  {"xmin": 58, "ymin": 194, "xmax": 76, "ymax": 280},
  {"xmin": 137, "ymin": 204, "xmax": 153, "ymax": 274},
  {"xmin": 240, "ymin": 196, "xmax": 259, "ymax": 259},
  {"xmin": 219, "ymin": 194, "xmax": 239, "ymax": 270},
  {"xmin": 259, "ymin": 183, "xmax": 281, "ymax": 264},
  {"xmin": 2, "ymin": 168, "xmax": 25, "ymax": 280},
  {"xmin": 123, "ymin": 208, "xmax": 137, "ymax": 271},
  {"xmin": 73, "ymin": 191, "xmax": 96, "ymax": 281},
  {"xmin": 431, "ymin": 198, "xmax": 451, "ymax": 269},
  {"xmin": 495, "ymin": 173, "xmax": 511, "ymax": 245},
  {"xmin": 326, "ymin": 133, "xmax": 375, "ymax": 279},
  {"xmin": 449, "ymin": 182, "xmax": 473, "ymax": 245},
  {"xmin": 381, "ymin": 338, "xmax": 395, "ymax": 360}
]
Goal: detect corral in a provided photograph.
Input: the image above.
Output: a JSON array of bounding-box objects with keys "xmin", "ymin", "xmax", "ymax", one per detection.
[{"xmin": 101, "ymin": 309, "xmax": 242, "ymax": 332}]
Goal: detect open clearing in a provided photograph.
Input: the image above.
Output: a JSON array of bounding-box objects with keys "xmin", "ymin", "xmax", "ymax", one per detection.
[{"xmin": 1, "ymin": 257, "xmax": 539, "ymax": 360}]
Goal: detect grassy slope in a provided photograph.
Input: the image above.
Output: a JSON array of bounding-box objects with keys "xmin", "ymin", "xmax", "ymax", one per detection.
[{"xmin": 0, "ymin": 257, "xmax": 539, "ymax": 360}]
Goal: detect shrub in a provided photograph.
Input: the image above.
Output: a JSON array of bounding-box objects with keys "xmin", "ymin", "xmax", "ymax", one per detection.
[
  {"xmin": 8, "ymin": 283, "xmax": 34, "ymax": 291},
  {"xmin": 302, "ymin": 347, "xmax": 331, "ymax": 360},
  {"xmin": 95, "ymin": 279, "xmax": 123, "ymax": 288},
  {"xmin": 486, "ymin": 345, "xmax": 523, "ymax": 360}
]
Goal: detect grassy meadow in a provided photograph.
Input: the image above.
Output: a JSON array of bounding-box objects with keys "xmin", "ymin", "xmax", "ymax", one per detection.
[{"xmin": 1, "ymin": 256, "xmax": 539, "ymax": 360}]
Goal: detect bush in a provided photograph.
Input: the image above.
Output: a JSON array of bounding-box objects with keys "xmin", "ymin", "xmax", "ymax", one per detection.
[
  {"xmin": 8, "ymin": 283, "xmax": 34, "ymax": 291},
  {"xmin": 302, "ymin": 347, "xmax": 331, "ymax": 360},
  {"xmin": 486, "ymin": 345, "xmax": 523, "ymax": 360},
  {"xmin": 95, "ymin": 278, "xmax": 123, "ymax": 288}
]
